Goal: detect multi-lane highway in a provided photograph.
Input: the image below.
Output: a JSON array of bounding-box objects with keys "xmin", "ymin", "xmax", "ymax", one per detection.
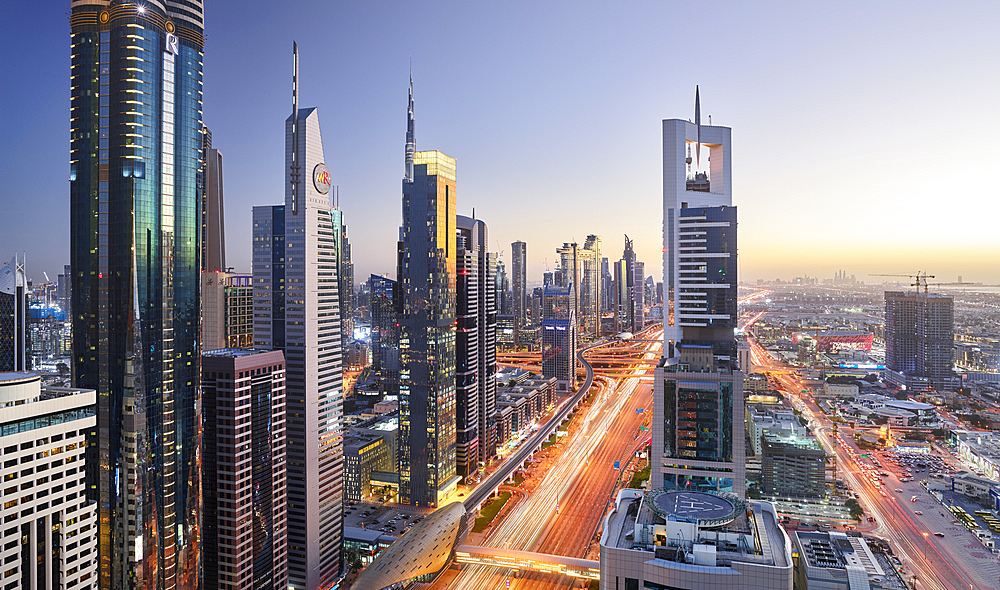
[
  {"xmin": 750, "ymin": 338, "xmax": 1000, "ymax": 590},
  {"xmin": 435, "ymin": 328, "xmax": 663, "ymax": 589}
]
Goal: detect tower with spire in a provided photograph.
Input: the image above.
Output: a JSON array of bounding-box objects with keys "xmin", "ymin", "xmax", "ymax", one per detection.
[{"xmin": 404, "ymin": 63, "xmax": 415, "ymax": 182}]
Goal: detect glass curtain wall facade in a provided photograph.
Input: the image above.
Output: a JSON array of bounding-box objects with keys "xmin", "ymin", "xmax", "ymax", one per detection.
[
  {"xmin": 69, "ymin": 3, "xmax": 204, "ymax": 588},
  {"xmin": 511, "ymin": 241, "xmax": 527, "ymax": 338},
  {"xmin": 580, "ymin": 235, "xmax": 601, "ymax": 339},
  {"xmin": 369, "ymin": 274, "xmax": 401, "ymax": 397},
  {"xmin": 398, "ymin": 150, "xmax": 459, "ymax": 507},
  {"xmin": 0, "ymin": 256, "xmax": 28, "ymax": 371}
]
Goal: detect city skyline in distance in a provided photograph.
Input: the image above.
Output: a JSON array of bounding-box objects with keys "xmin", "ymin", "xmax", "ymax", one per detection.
[{"xmin": 2, "ymin": 1, "xmax": 999, "ymax": 284}]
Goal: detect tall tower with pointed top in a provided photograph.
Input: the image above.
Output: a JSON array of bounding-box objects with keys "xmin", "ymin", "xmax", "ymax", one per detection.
[
  {"xmin": 405, "ymin": 68, "xmax": 416, "ymax": 182},
  {"xmin": 252, "ymin": 43, "xmax": 345, "ymax": 588},
  {"xmin": 654, "ymin": 88, "xmax": 744, "ymax": 498}
]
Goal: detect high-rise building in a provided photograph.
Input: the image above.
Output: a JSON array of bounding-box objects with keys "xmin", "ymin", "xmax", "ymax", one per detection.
[
  {"xmin": 370, "ymin": 274, "xmax": 401, "ymax": 397},
  {"xmin": 201, "ymin": 349, "xmax": 287, "ymax": 590},
  {"xmin": 654, "ymin": 89, "xmax": 744, "ymax": 497},
  {"xmin": 69, "ymin": 3, "xmax": 205, "ymax": 586},
  {"xmin": 201, "ymin": 129, "xmax": 229, "ymax": 350},
  {"xmin": 332, "ymin": 205, "xmax": 355, "ymax": 348},
  {"xmin": 542, "ymin": 283, "xmax": 577, "ymax": 390},
  {"xmin": 57, "ymin": 263, "xmax": 72, "ymax": 318},
  {"xmin": 511, "ymin": 240, "xmax": 527, "ymax": 338},
  {"xmin": 581, "ymin": 235, "xmax": 602, "ymax": 338},
  {"xmin": 398, "ymin": 150, "xmax": 459, "ymax": 507},
  {"xmin": 457, "ymin": 215, "xmax": 498, "ymax": 474},
  {"xmin": 0, "ymin": 374, "xmax": 98, "ymax": 589},
  {"xmin": 884, "ymin": 290, "xmax": 955, "ymax": 390},
  {"xmin": 555, "ymin": 242, "xmax": 579, "ymax": 320},
  {"xmin": 0, "ymin": 256, "xmax": 28, "ymax": 371},
  {"xmin": 251, "ymin": 45, "xmax": 345, "ymax": 588},
  {"xmin": 496, "ymin": 258, "xmax": 511, "ymax": 315},
  {"xmin": 600, "ymin": 257, "xmax": 613, "ymax": 313},
  {"xmin": 632, "ymin": 260, "xmax": 645, "ymax": 332}
]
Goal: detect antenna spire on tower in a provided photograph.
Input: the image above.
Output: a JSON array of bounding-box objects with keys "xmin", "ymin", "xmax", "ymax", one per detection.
[
  {"xmin": 290, "ymin": 41, "xmax": 300, "ymax": 215},
  {"xmin": 694, "ymin": 85, "xmax": 701, "ymax": 169},
  {"xmin": 404, "ymin": 60, "xmax": 416, "ymax": 182}
]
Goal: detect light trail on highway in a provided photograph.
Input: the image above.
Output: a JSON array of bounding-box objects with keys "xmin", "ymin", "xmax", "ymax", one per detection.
[{"xmin": 439, "ymin": 328, "xmax": 663, "ymax": 589}]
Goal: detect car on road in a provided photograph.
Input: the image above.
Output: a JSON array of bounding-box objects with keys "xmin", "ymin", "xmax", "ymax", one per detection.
[
  {"xmin": 895, "ymin": 488, "xmax": 903, "ymax": 493},
  {"xmin": 914, "ymin": 511, "xmax": 922, "ymax": 515},
  {"xmin": 934, "ymin": 532, "xmax": 945, "ymax": 537}
]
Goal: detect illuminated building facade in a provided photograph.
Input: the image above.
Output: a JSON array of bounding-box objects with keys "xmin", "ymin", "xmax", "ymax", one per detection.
[
  {"xmin": 456, "ymin": 215, "xmax": 498, "ymax": 474},
  {"xmin": 251, "ymin": 45, "xmax": 345, "ymax": 588},
  {"xmin": 398, "ymin": 150, "xmax": 460, "ymax": 507},
  {"xmin": 580, "ymin": 235, "xmax": 601, "ymax": 338},
  {"xmin": 511, "ymin": 241, "xmax": 527, "ymax": 340},
  {"xmin": 69, "ymin": 2, "xmax": 204, "ymax": 587},
  {"xmin": 884, "ymin": 291, "xmax": 955, "ymax": 390},
  {"xmin": 370, "ymin": 274, "xmax": 401, "ymax": 397}
]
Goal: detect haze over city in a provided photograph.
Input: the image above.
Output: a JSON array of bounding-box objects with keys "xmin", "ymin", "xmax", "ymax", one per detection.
[{"xmin": 2, "ymin": 0, "xmax": 998, "ymax": 283}]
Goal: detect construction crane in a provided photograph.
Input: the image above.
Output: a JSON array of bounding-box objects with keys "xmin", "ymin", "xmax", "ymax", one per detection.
[{"xmin": 868, "ymin": 271, "xmax": 936, "ymax": 295}]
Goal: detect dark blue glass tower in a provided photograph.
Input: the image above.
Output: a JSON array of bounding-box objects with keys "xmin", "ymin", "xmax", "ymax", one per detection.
[{"xmin": 69, "ymin": 2, "xmax": 204, "ymax": 588}]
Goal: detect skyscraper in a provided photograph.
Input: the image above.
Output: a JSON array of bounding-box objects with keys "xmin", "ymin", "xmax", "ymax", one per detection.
[
  {"xmin": 251, "ymin": 45, "xmax": 344, "ymax": 588},
  {"xmin": 511, "ymin": 240, "xmax": 527, "ymax": 339},
  {"xmin": 884, "ymin": 290, "xmax": 955, "ymax": 390},
  {"xmin": 542, "ymin": 283, "xmax": 577, "ymax": 390},
  {"xmin": 457, "ymin": 215, "xmax": 498, "ymax": 475},
  {"xmin": 201, "ymin": 349, "xmax": 287, "ymax": 590},
  {"xmin": 581, "ymin": 235, "xmax": 601, "ymax": 338},
  {"xmin": 370, "ymin": 274, "xmax": 401, "ymax": 397},
  {"xmin": 632, "ymin": 260, "xmax": 645, "ymax": 332},
  {"xmin": 399, "ymin": 150, "xmax": 459, "ymax": 507},
  {"xmin": 600, "ymin": 257, "xmax": 613, "ymax": 313},
  {"xmin": 69, "ymin": 3, "xmax": 204, "ymax": 586},
  {"xmin": 332, "ymin": 205, "xmax": 355, "ymax": 348},
  {"xmin": 0, "ymin": 256, "xmax": 28, "ymax": 371},
  {"xmin": 653, "ymin": 89, "xmax": 744, "ymax": 497}
]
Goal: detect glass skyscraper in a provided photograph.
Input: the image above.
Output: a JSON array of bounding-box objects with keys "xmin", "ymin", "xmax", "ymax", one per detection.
[
  {"xmin": 398, "ymin": 150, "xmax": 459, "ymax": 507},
  {"xmin": 69, "ymin": 2, "xmax": 204, "ymax": 588}
]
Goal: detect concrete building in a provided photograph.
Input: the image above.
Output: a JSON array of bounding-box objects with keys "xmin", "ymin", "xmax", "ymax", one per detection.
[
  {"xmin": 747, "ymin": 405, "xmax": 807, "ymax": 457},
  {"xmin": 0, "ymin": 373, "xmax": 97, "ymax": 590},
  {"xmin": 398, "ymin": 150, "xmax": 460, "ymax": 507},
  {"xmin": 223, "ymin": 274, "xmax": 253, "ymax": 348},
  {"xmin": 884, "ymin": 290, "xmax": 955, "ymax": 391},
  {"xmin": 792, "ymin": 531, "xmax": 904, "ymax": 590},
  {"xmin": 69, "ymin": 3, "xmax": 206, "ymax": 584},
  {"xmin": 251, "ymin": 45, "xmax": 345, "ymax": 588},
  {"xmin": 201, "ymin": 349, "xmax": 287, "ymax": 590},
  {"xmin": 761, "ymin": 432, "xmax": 826, "ymax": 498},
  {"xmin": 599, "ymin": 489, "xmax": 792, "ymax": 590},
  {"xmin": 542, "ymin": 284, "xmax": 577, "ymax": 390},
  {"xmin": 955, "ymin": 430, "xmax": 1000, "ymax": 482}
]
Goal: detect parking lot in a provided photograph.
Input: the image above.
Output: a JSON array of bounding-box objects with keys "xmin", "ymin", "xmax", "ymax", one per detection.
[{"xmin": 343, "ymin": 501, "xmax": 433, "ymax": 536}]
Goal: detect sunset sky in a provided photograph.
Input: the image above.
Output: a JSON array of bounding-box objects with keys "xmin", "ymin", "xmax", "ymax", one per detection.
[{"xmin": 2, "ymin": 1, "xmax": 998, "ymax": 285}]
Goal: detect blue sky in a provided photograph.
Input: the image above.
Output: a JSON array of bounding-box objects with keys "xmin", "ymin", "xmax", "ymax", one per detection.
[{"xmin": 2, "ymin": 1, "xmax": 999, "ymax": 285}]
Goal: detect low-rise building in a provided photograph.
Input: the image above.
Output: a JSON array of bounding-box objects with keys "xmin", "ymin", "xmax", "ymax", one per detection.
[
  {"xmin": 344, "ymin": 431, "xmax": 395, "ymax": 502},
  {"xmin": 761, "ymin": 432, "xmax": 827, "ymax": 498},
  {"xmin": 600, "ymin": 488, "xmax": 793, "ymax": 590},
  {"xmin": 955, "ymin": 430, "xmax": 1000, "ymax": 482},
  {"xmin": 793, "ymin": 531, "xmax": 906, "ymax": 590}
]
